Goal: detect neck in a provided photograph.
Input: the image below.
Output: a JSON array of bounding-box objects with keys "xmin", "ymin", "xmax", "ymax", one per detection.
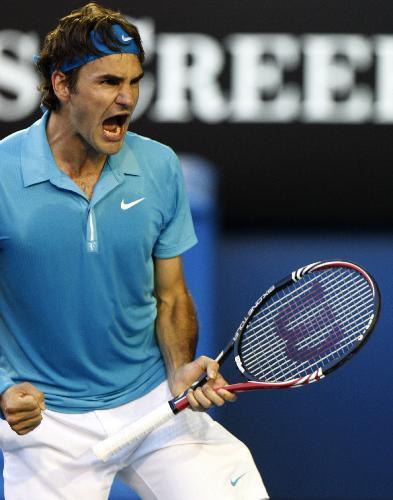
[
  {"xmin": 46, "ymin": 110, "xmax": 106, "ymax": 177},
  {"xmin": 46, "ymin": 111, "xmax": 106, "ymax": 199}
]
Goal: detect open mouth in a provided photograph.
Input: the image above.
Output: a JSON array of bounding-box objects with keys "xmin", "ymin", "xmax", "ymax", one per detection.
[{"xmin": 102, "ymin": 114, "xmax": 129, "ymax": 141}]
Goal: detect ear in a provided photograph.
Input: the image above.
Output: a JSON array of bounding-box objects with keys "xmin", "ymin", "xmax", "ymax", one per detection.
[{"xmin": 51, "ymin": 71, "xmax": 71, "ymax": 103}]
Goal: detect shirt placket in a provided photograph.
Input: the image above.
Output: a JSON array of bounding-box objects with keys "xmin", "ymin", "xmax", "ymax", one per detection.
[{"xmin": 86, "ymin": 206, "xmax": 98, "ymax": 253}]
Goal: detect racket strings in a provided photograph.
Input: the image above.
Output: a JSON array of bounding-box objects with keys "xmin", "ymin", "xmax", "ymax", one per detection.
[
  {"xmin": 247, "ymin": 268, "xmax": 362, "ymax": 335},
  {"xmin": 250, "ymin": 273, "xmax": 374, "ymax": 380},
  {"xmin": 245, "ymin": 302, "xmax": 371, "ymax": 369},
  {"xmin": 244, "ymin": 277, "xmax": 371, "ymax": 359},
  {"xmin": 244, "ymin": 292, "xmax": 372, "ymax": 381},
  {"xmin": 243, "ymin": 269, "xmax": 369, "ymax": 353},
  {"xmin": 248, "ymin": 310, "xmax": 372, "ymax": 383},
  {"xmin": 250, "ymin": 274, "xmax": 374, "ymax": 380},
  {"xmin": 239, "ymin": 267, "xmax": 375, "ymax": 382}
]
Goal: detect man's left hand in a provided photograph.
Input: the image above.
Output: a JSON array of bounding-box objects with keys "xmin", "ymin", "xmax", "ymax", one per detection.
[{"xmin": 169, "ymin": 356, "xmax": 237, "ymax": 411}]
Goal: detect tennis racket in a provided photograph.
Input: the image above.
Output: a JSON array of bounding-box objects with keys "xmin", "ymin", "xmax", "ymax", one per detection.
[{"xmin": 93, "ymin": 260, "xmax": 380, "ymax": 462}]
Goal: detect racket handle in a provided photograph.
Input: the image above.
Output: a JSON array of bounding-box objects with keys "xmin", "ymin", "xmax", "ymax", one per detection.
[{"xmin": 92, "ymin": 402, "xmax": 175, "ymax": 462}]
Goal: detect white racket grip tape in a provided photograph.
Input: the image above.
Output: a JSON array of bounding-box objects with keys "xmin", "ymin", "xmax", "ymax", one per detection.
[{"xmin": 93, "ymin": 402, "xmax": 175, "ymax": 462}]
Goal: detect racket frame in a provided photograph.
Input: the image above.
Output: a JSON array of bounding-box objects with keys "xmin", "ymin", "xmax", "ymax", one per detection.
[{"xmin": 232, "ymin": 260, "xmax": 381, "ymax": 386}]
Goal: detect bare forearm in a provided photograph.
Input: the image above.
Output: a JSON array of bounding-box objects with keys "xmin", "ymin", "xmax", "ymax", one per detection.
[
  {"xmin": 153, "ymin": 255, "xmax": 228, "ymax": 402},
  {"xmin": 155, "ymin": 289, "xmax": 198, "ymax": 389}
]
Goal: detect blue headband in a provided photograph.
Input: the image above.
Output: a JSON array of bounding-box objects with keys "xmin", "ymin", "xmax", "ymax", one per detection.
[{"xmin": 40, "ymin": 24, "xmax": 140, "ymax": 74}]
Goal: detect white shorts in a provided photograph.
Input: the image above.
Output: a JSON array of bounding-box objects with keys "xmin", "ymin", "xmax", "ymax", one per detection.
[{"xmin": 0, "ymin": 381, "xmax": 269, "ymax": 500}]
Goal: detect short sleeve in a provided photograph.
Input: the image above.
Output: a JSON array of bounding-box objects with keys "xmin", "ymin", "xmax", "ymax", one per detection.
[{"xmin": 153, "ymin": 153, "xmax": 198, "ymax": 258}]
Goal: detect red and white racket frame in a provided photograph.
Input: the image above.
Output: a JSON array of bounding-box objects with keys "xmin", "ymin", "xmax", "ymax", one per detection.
[{"xmin": 226, "ymin": 260, "xmax": 380, "ymax": 396}]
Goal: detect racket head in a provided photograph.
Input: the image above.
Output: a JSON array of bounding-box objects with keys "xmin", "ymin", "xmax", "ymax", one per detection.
[{"xmin": 233, "ymin": 260, "xmax": 380, "ymax": 385}]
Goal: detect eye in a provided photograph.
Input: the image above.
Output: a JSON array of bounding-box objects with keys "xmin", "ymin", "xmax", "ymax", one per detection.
[
  {"xmin": 101, "ymin": 77, "xmax": 120, "ymax": 86},
  {"xmin": 130, "ymin": 74, "xmax": 144, "ymax": 86}
]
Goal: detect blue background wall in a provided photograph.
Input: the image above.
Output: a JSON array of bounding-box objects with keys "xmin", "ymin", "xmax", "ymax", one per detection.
[{"xmin": 216, "ymin": 231, "xmax": 391, "ymax": 499}]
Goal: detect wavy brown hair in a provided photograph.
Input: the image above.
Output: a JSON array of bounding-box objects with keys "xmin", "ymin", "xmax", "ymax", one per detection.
[{"xmin": 36, "ymin": 3, "xmax": 145, "ymax": 111}]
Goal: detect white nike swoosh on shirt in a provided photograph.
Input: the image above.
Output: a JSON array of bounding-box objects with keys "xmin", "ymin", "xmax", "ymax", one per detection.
[
  {"xmin": 122, "ymin": 35, "xmax": 133, "ymax": 42},
  {"xmin": 121, "ymin": 197, "xmax": 146, "ymax": 210}
]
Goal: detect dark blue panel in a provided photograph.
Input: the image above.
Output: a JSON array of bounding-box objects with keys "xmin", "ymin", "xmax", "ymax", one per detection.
[{"xmin": 216, "ymin": 231, "xmax": 393, "ymax": 500}]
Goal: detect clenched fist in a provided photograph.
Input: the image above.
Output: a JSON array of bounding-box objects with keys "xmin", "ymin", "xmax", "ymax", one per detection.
[{"xmin": 0, "ymin": 382, "xmax": 46, "ymax": 435}]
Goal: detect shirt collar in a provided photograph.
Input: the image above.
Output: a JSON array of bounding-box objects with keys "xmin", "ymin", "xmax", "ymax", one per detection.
[
  {"xmin": 21, "ymin": 111, "xmax": 141, "ymax": 188},
  {"xmin": 21, "ymin": 112, "xmax": 53, "ymax": 187},
  {"xmin": 108, "ymin": 136, "xmax": 141, "ymax": 178}
]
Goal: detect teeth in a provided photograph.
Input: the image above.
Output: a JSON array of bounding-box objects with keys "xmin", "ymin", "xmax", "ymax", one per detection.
[{"xmin": 103, "ymin": 125, "xmax": 121, "ymax": 137}]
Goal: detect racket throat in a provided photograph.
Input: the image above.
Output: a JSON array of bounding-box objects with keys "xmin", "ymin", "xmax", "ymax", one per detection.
[
  {"xmin": 292, "ymin": 367, "xmax": 324, "ymax": 387},
  {"xmin": 235, "ymin": 355, "xmax": 246, "ymax": 374}
]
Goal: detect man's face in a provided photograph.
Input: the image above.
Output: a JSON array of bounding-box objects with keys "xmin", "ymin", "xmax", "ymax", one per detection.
[{"xmin": 65, "ymin": 53, "xmax": 143, "ymax": 156}]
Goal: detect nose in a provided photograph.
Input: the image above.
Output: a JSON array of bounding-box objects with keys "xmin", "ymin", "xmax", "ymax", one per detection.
[{"xmin": 116, "ymin": 84, "xmax": 139, "ymax": 109}]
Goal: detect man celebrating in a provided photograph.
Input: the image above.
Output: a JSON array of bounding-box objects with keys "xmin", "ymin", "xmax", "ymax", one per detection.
[{"xmin": 0, "ymin": 3, "xmax": 268, "ymax": 498}]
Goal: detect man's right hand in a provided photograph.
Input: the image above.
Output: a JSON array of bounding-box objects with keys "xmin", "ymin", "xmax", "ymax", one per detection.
[{"xmin": 0, "ymin": 382, "xmax": 46, "ymax": 435}]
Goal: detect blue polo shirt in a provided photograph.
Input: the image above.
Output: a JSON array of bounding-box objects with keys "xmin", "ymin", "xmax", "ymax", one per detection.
[{"xmin": 0, "ymin": 112, "xmax": 197, "ymax": 412}]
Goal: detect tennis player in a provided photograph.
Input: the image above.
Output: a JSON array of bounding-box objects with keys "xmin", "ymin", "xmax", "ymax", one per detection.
[{"xmin": 0, "ymin": 3, "xmax": 268, "ymax": 498}]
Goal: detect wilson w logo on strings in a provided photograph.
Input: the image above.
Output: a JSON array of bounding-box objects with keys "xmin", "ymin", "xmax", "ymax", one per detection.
[{"xmin": 274, "ymin": 281, "xmax": 344, "ymax": 363}]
